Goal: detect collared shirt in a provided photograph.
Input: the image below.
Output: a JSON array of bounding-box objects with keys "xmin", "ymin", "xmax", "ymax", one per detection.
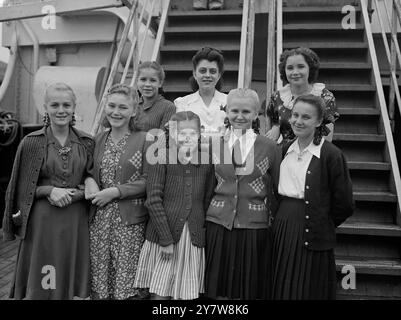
[
  {"xmin": 227, "ymin": 129, "xmax": 257, "ymax": 162},
  {"xmin": 174, "ymin": 90, "xmax": 227, "ymax": 136},
  {"xmin": 278, "ymin": 138, "xmax": 324, "ymax": 199}
]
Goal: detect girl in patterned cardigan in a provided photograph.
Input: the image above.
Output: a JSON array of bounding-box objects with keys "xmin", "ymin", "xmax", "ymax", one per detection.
[
  {"xmin": 134, "ymin": 111, "xmax": 215, "ymax": 300},
  {"xmin": 85, "ymin": 84, "xmax": 149, "ymax": 300},
  {"xmin": 205, "ymin": 88, "xmax": 281, "ymax": 300}
]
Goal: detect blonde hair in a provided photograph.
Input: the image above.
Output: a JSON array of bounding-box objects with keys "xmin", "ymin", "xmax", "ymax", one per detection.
[
  {"xmin": 44, "ymin": 82, "xmax": 77, "ymax": 105},
  {"xmin": 103, "ymin": 83, "xmax": 140, "ymax": 132},
  {"xmin": 226, "ymin": 88, "xmax": 260, "ymax": 111}
]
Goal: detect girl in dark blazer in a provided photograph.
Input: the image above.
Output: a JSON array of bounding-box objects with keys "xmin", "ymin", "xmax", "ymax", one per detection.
[
  {"xmin": 272, "ymin": 94, "xmax": 354, "ymax": 300},
  {"xmin": 85, "ymin": 84, "xmax": 148, "ymax": 300}
]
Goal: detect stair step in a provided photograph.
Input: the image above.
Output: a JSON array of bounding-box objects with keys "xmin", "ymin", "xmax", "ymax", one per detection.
[
  {"xmin": 168, "ymin": 9, "xmax": 242, "ymax": 16},
  {"xmin": 283, "ymin": 6, "xmax": 361, "ymax": 13},
  {"xmin": 328, "ymin": 84, "xmax": 376, "ymax": 91},
  {"xmin": 333, "ymin": 133, "xmax": 385, "ymax": 142},
  {"xmin": 347, "ymin": 161, "xmax": 391, "ymax": 170},
  {"xmin": 336, "ymin": 258, "xmax": 401, "ymax": 276},
  {"xmin": 164, "ymin": 26, "xmax": 241, "ymax": 34},
  {"xmin": 320, "ymin": 62, "xmax": 371, "ymax": 69},
  {"xmin": 353, "ymin": 191, "xmax": 397, "ymax": 203},
  {"xmin": 160, "ymin": 44, "xmax": 240, "ymax": 52},
  {"xmin": 338, "ymin": 108, "xmax": 380, "ymax": 115},
  {"xmin": 163, "ymin": 64, "xmax": 238, "ymax": 72},
  {"xmin": 283, "ymin": 23, "xmax": 364, "ymax": 30},
  {"xmin": 283, "ymin": 41, "xmax": 367, "ymax": 49},
  {"xmin": 337, "ymin": 222, "xmax": 401, "ymax": 237}
]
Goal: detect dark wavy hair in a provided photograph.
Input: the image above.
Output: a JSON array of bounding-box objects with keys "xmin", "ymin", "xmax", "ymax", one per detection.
[
  {"xmin": 292, "ymin": 94, "xmax": 327, "ymax": 145},
  {"xmin": 278, "ymin": 47, "xmax": 320, "ymax": 85},
  {"xmin": 102, "ymin": 83, "xmax": 140, "ymax": 132},
  {"xmin": 164, "ymin": 111, "xmax": 202, "ymax": 150},
  {"xmin": 189, "ymin": 47, "xmax": 225, "ymax": 92}
]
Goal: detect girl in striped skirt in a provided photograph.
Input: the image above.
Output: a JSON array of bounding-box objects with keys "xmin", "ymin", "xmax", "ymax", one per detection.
[{"xmin": 134, "ymin": 111, "xmax": 215, "ymax": 300}]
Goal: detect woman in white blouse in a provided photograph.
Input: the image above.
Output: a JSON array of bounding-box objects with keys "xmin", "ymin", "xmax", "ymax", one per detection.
[
  {"xmin": 272, "ymin": 94, "xmax": 353, "ymax": 300},
  {"xmin": 174, "ymin": 47, "xmax": 227, "ymax": 137}
]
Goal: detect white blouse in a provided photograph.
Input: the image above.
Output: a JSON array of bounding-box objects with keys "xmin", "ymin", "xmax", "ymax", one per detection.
[
  {"xmin": 174, "ymin": 90, "xmax": 227, "ymax": 136},
  {"xmin": 278, "ymin": 138, "xmax": 324, "ymax": 199},
  {"xmin": 227, "ymin": 129, "xmax": 257, "ymax": 162}
]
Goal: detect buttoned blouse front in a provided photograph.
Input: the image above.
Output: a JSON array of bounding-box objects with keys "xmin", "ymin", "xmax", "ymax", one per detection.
[
  {"xmin": 174, "ymin": 90, "xmax": 227, "ymax": 135},
  {"xmin": 38, "ymin": 127, "xmax": 92, "ymax": 189},
  {"xmin": 278, "ymin": 138, "xmax": 324, "ymax": 199}
]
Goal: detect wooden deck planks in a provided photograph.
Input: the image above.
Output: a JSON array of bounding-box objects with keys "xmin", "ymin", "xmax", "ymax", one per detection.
[{"xmin": 0, "ymin": 229, "xmax": 18, "ymax": 300}]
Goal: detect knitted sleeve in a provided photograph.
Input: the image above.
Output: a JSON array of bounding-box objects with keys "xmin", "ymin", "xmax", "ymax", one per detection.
[
  {"xmin": 328, "ymin": 149, "xmax": 354, "ymax": 227},
  {"xmin": 144, "ymin": 162, "xmax": 174, "ymax": 246},
  {"xmin": 2, "ymin": 137, "xmax": 25, "ymax": 241}
]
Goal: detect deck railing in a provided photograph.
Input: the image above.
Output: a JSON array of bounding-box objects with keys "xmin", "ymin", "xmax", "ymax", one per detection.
[
  {"xmin": 372, "ymin": 0, "xmax": 401, "ymax": 132},
  {"xmin": 361, "ymin": 0, "xmax": 401, "ymax": 223}
]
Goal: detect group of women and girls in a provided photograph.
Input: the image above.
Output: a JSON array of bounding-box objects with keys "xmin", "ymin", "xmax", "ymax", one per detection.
[{"xmin": 2, "ymin": 45, "xmax": 354, "ymax": 300}]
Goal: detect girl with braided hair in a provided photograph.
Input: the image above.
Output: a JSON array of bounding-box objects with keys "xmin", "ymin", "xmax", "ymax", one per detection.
[{"xmin": 134, "ymin": 111, "xmax": 215, "ymax": 300}]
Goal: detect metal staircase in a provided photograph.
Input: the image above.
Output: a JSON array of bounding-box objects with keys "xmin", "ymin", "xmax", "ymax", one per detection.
[{"xmin": 280, "ymin": 0, "xmax": 401, "ymax": 299}]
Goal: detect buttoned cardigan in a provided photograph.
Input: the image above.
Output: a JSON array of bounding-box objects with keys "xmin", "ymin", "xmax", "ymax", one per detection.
[
  {"xmin": 144, "ymin": 150, "xmax": 215, "ymax": 247},
  {"xmin": 2, "ymin": 126, "xmax": 93, "ymax": 241},
  {"xmin": 281, "ymin": 140, "xmax": 354, "ymax": 251},
  {"xmin": 89, "ymin": 130, "xmax": 149, "ymax": 226},
  {"xmin": 206, "ymin": 134, "xmax": 281, "ymax": 230}
]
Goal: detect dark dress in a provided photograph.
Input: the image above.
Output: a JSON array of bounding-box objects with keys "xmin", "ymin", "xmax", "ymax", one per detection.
[{"xmin": 10, "ymin": 127, "xmax": 92, "ymax": 299}]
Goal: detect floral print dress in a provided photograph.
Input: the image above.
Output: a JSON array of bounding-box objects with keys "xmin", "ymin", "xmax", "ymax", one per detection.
[
  {"xmin": 266, "ymin": 83, "xmax": 340, "ymax": 145},
  {"xmin": 89, "ymin": 132, "xmax": 146, "ymax": 300}
]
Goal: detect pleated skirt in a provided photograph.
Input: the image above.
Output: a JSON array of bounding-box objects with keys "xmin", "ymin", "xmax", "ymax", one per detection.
[
  {"xmin": 10, "ymin": 199, "xmax": 90, "ymax": 300},
  {"xmin": 134, "ymin": 222, "xmax": 205, "ymax": 300},
  {"xmin": 205, "ymin": 221, "xmax": 272, "ymax": 300},
  {"xmin": 272, "ymin": 197, "xmax": 336, "ymax": 300}
]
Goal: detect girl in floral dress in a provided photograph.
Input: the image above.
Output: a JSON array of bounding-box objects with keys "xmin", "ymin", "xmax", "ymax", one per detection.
[
  {"xmin": 85, "ymin": 84, "xmax": 148, "ymax": 300},
  {"xmin": 264, "ymin": 47, "xmax": 339, "ymax": 144}
]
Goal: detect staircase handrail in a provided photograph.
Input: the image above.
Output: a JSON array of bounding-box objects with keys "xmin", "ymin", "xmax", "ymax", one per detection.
[
  {"xmin": 130, "ymin": 0, "xmax": 157, "ymax": 86},
  {"xmin": 276, "ymin": 0, "xmax": 283, "ymax": 90},
  {"xmin": 91, "ymin": 0, "xmax": 139, "ymax": 135},
  {"xmin": 151, "ymin": 0, "xmax": 170, "ymax": 62},
  {"xmin": 264, "ymin": 0, "xmax": 282, "ymax": 132},
  {"xmin": 374, "ymin": 0, "xmax": 401, "ymax": 132},
  {"xmin": 238, "ymin": 0, "xmax": 250, "ymax": 88},
  {"xmin": 361, "ymin": 0, "xmax": 401, "ymax": 221}
]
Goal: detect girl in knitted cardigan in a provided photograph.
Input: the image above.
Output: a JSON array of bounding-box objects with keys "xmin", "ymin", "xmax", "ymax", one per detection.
[{"xmin": 134, "ymin": 111, "xmax": 215, "ymax": 300}]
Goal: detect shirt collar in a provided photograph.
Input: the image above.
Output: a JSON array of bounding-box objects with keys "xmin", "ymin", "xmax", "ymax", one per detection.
[
  {"xmin": 279, "ymin": 83, "xmax": 326, "ymax": 110},
  {"xmin": 46, "ymin": 126, "xmax": 81, "ymax": 145},
  {"xmin": 228, "ymin": 129, "xmax": 257, "ymax": 148},
  {"xmin": 191, "ymin": 90, "xmax": 226, "ymax": 106},
  {"xmin": 287, "ymin": 138, "xmax": 324, "ymax": 158}
]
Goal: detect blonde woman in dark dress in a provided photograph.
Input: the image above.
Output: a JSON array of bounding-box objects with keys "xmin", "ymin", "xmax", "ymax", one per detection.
[{"xmin": 2, "ymin": 83, "xmax": 93, "ymax": 299}]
